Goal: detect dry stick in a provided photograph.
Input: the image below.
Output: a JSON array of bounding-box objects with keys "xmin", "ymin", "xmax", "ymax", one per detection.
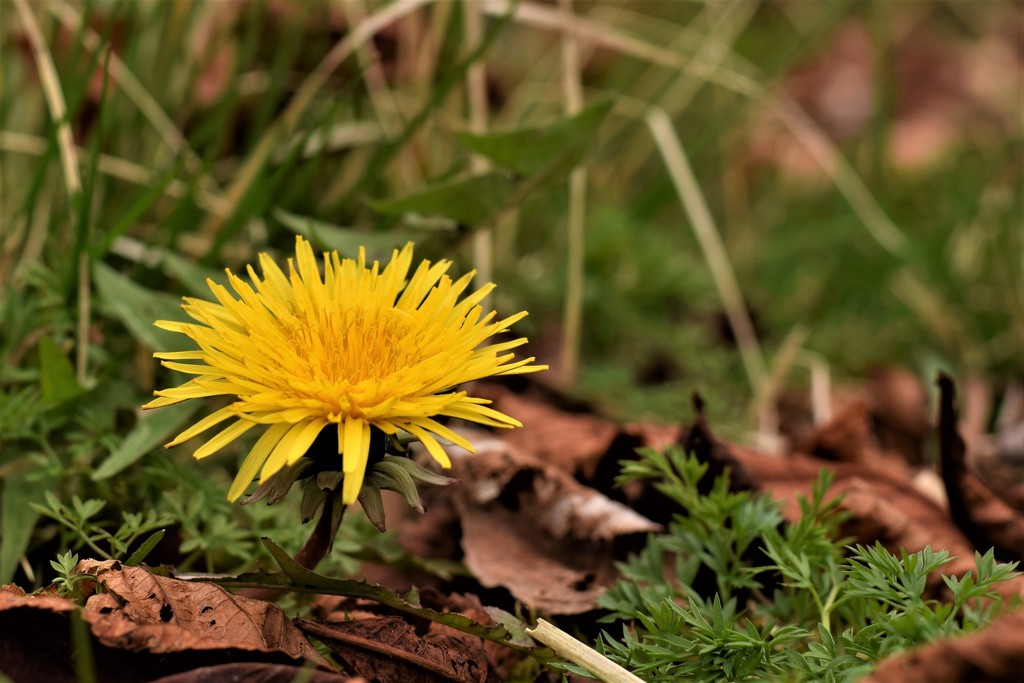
[
  {"xmin": 199, "ymin": 0, "xmax": 435, "ymax": 240},
  {"xmin": 239, "ymin": 489, "xmax": 343, "ymax": 602},
  {"xmin": 647, "ymin": 108, "xmax": 767, "ymax": 394},
  {"xmin": 12, "ymin": 0, "xmax": 90, "ymax": 385},
  {"xmin": 751, "ymin": 324, "xmax": 808, "ymax": 453},
  {"xmin": 559, "ymin": 0, "xmax": 587, "ymax": 387},
  {"xmin": 464, "ymin": 0, "xmax": 494, "ymax": 288},
  {"xmin": 526, "ymin": 619, "xmax": 647, "ymax": 683},
  {"xmin": 796, "ymin": 349, "xmax": 833, "ymax": 426}
]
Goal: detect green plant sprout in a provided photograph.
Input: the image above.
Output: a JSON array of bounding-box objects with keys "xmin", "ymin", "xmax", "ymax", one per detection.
[{"xmin": 572, "ymin": 446, "xmax": 1021, "ymax": 682}]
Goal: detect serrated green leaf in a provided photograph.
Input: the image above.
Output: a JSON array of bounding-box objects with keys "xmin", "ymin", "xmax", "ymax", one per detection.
[
  {"xmin": 159, "ymin": 251, "xmax": 226, "ymax": 297},
  {"xmin": 93, "ymin": 402, "xmax": 199, "ymax": 480},
  {"xmin": 125, "ymin": 529, "xmax": 166, "ymax": 565},
  {"xmin": 93, "ymin": 261, "xmax": 191, "ymax": 351},
  {"xmin": 219, "ymin": 539, "xmax": 525, "ymax": 649},
  {"xmin": 273, "ymin": 207, "xmax": 423, "ymax": 256},
  {"xmin": 369, "ymin": 172, "xmax": 516, "ymax": 226},
  {"xmin": 38, "ymin": 336, "xmax": 84, "ymax": 405},
  {"xmin": 0, "ymin": 464, "xmax": 54, "ymax": 583},
  {"xmin": 456, "ymin": 98, "xmax": 613, "ymax": 177}
]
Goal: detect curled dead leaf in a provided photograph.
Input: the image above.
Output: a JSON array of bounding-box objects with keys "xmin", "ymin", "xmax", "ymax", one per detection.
[
  {"xmin": 685, "ymin": 398, "xmax": 1024, "ymax": 600},
  {"xmin": 864, "ymin": 609, "xmax": 1024, "ymax": 683},
  {"xmin": 0, "ymin": 585, "xmax": 81, "ymax": 682},
  {"xmin": 298, "ymin": 615, "xmax": 496, "ymax": 683},
  {"xmin": 938, "ymin": 375, "xmax": 1024, "ymax": 563},
  {"xmin": 147, "ymin": 662, "xmax": 356, "ymax": 682},
  {"xmin": 472, "ymin": 382, "xmax": 620, "ymax": 478},
  {"xmin": 76, "ymin": 559, "xmax": 330, "ymax": 668},
  {"xmin": 442, "ymin": 432, "xmax": 661, "ymax": 615}
]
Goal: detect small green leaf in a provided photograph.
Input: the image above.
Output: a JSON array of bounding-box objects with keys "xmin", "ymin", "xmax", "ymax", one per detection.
[
  {"xmin": 38, "ymin": 336, "xmax": 84, "ymax": 405},
  {"xmin": 369, "ymin": 172, "xmax": 516, "ymax": 227},
  {"xmin": 245, "ymin": 539, "xmax": 520, "ymax": 647},
  {"xmin": 273, "ymin": 208, "xmax": 423, "ymax": 256},
  {"xmin": 93, "ymin": 261, "xmax": 191, "ymax": 351},
  {"xmin": 357, "ymin": 485, "xmax": 386, "ymax": 532},
  {"xmin": 125, "ymin": 529, "xmax": 166, "ymax": 565},
  {"xmin": 93, "ymin": 402, "xmax": 199, "ymax": 480},
  {"xmin": 456, "ymin": 98, "xmax": 614, "ymax": 177},
  {"xmin": 0, "ymin": 465, "xmax": 54, "ymax": 583},
  {"xmin": 159, "ymin": 251, "xmax": 226, "ymax": 297}
]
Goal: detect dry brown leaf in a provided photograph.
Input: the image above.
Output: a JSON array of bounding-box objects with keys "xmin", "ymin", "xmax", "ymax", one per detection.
[
  {"xmin": 802, "ymin": 399, "xmax": 914, "ymax": 476},
  {"xmin": 147, "ymin": 663, "xmax": 357, "ymax": 683},
  {"xmin": 312, "ymin": 590, "xmax": 527, "ymax": 681},
  {"xmin": 77, "ymin": 559, "xmax": 330, "ymax": 668},
  {"xmin": 864, "ymin": 609, "xmax": 1024, "ymax": 682},
  {"xmin": 297, "ymin": 615, "xmax": 496, "ymax": 683},
  {"xmin": 0, "ymin": 583, "xmax": 76, "ymax": 614},
  {"xmin": 938, "ymin": 375, "xmax": 1024, "ymax": 562},
  {"xmin": 472, "ymin": 382, "xmax": 619, "ymax": 478},
  {"xmin": 445, "ymin": 432, "xmax": 660, "ymax": 614},
  {"xmin": 0, "ymin": 585, "xmax": 81, "ymax": 682},
  {"xmin": 683, "ymin": 401, "xmax": 1024, "ymax": 600}
]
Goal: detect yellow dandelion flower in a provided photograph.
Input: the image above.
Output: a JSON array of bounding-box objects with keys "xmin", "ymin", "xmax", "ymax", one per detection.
[{"xmin": 145, "ymin": 236, "xmax": 546, "ymax": 505}]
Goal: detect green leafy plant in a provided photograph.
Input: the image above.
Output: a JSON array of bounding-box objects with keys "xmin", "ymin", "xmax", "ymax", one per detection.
[
  {"xmin": 30, "ymin": 492, "xmax": 171, "ymax": 563},
  {"xmin": 49, "ymin": 550, "xmax": 88, "ymax": 600},
  {"xmin": 585, "ymin": 446, "xmax": 1020, "ymax": 682}
]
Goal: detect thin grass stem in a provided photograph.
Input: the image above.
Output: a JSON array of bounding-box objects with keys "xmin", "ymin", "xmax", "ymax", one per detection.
[
  {"xmin": 483, "ymin": 0, "xmax": 910, "ymax": 257},
  {"xmin": 12, "ymin": 0, "xmax": 91, "ymax": 384},
  {"xmin": 526, "ymin": 619, "xmax": 647, "ymax": 683},
  {"xmin": 50, "ymin": 2, "xmax": 227, "ymax": 198},
  {"xmin": 559, "ymin": 0, "xmax": 586, "ymax": 386},
  {"xmin": 200, "ymin": 0, "xmax": 435, "ymax": 240},
  {"xmin": 465, "ymin": 0, "xmax": 494, "ymax": 287},
  {"xmin": 0, "ymin": 131, "xmax": 231, "ymax": 218},
  {"xmin": 647, "ymin": 107, "xmax": 767, "ymax": 395}
]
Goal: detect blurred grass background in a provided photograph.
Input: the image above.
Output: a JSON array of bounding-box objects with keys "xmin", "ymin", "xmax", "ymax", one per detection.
[{"xmin": 0, "ymin": 0, "xmax": 1020, "ymax": 585}]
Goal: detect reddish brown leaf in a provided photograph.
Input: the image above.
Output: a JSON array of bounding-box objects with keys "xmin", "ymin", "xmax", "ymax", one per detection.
[
  {"xmin": 681, "ymin": 401, "xmax": 1024, "ymax": 600},
  {"xmin": 147, "ymin": 663, "xmax": 356, "ymax": 683},
  {"xmin": 864, "ymin": 609, "xmax": 1024, "ymax": 682},
  {"xmin": 297, "ymin": 616, "xmax": 496, "ymax": 683},
  {"xmin": 446, "ymin": 432, "xmax": 660, "ymax": 614},
  {"xmin": 938, "ymin": 375, "xmax": 1024, "ymax": 562},
  {"xmin": 803, "ymin": 399, "xmax": 914, "ymax": 477},
  {"xmin": 472, "ymin": 382, "xmax": 620, "ymax": 477},
  {"xmin": 312, "ymin": 590, "xmax": 529, "ymax": 682},
  {"xmin": 77, "ymin": 559, "xmax": 330, "ymax": 668},
  {"xmin": 0, "ymin": 583, "xmax": 76, "ymax": 615},
  {"xmin": 0, "ymin": 585, "xmax": 81, "ymax": 682}
]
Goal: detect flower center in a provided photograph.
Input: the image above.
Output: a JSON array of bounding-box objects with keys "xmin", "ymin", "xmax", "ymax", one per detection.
[{"xmin": 282, "ymin": 303, "xmax": 422, "ymax": 385}]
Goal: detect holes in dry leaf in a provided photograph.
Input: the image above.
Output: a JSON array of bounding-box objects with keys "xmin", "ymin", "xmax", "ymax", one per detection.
[
  {"xmin": 497, "ymin": 470, "xmax": 537, "ymax": 510},
  {"xmin": 200, "ymin": 605, "xmax": 213, "ymax": 614},
  {"xmin": 572, "ymin": 572, "xmax": 597, "ymax": 592},
  {"xmin": 159, "ymin": 604, "xmax": 174, "ymax": 622},
  {"xmin": 98, "ymin": 606, "xmax": 113, "ymax": 614},
  {"xmin": 147, "ymin": 593, "xmax": 156, "ymax": 600},
  {"xmin": 208, "ymin": 620, "xmax": 216, "ymax": 627}
]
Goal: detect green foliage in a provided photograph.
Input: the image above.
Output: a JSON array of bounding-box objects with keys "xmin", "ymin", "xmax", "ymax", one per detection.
[
  {"xmin": 0, "ymin": 0, "xmax": 1017, "ymax": 620},
  {"xmin": 456, "ymin": 99, "xmax": 614, "ymax": 178},
  {"xmin": 593, "ymin": 447, "xmax": 1021, "ymax": 682},
  {"xmin": 49, "ymin": 551, "xmax": 88, "ymax": 600}
]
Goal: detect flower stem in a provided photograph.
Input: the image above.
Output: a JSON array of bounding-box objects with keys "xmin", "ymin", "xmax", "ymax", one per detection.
[
  {"xmin": 240, "ymin": 489, "xmax": 344, "ymax": 602},
  {"xmin": 295, "ymin": 488, "xmax": 345, "ymax": 569}
]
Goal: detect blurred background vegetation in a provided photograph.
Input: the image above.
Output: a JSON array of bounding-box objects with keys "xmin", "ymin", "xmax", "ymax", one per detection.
[{"xmin": 0, "ymin": 0, "xmax": 1020, "ymax": 586}]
